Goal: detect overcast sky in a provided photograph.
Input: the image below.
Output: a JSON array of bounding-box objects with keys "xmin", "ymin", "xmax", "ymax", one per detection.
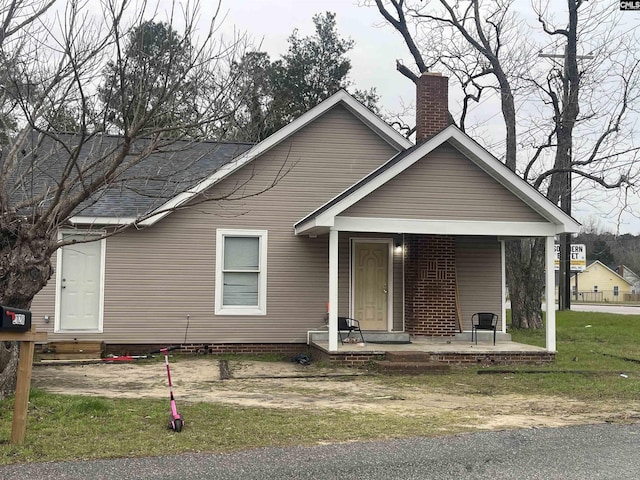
[
  {"xmin": 217, "ymin": 0, "xmax": 416, "ymax": 114},
  {"xmin": 165, "ymin": 1, "xmax": 640, "ymax": 234}
]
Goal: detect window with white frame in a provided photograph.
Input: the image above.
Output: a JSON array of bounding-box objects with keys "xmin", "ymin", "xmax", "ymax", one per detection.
[
  {"xmin": 614, "ymin": 286, "xmax": 619, "ymax": 296},
  {"xmin": 215, "ymin": 229, "xmax": 267, "ymax": 315}
]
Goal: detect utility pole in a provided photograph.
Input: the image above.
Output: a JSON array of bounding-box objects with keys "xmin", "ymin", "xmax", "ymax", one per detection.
[{"xmin": 538, "ymin": 45, "xmax": 593, "ymax": 311}]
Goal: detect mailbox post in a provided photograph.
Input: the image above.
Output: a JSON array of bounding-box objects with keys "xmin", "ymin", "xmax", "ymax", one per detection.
[{"xmin": 0, "ymin": 306, "xmax": 47, "ymax": 445}]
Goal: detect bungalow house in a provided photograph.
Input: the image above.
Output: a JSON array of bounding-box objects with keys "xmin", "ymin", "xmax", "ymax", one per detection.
[
  {"xmin": 575, "ymin": 261, "xmax": 633, "ymax": 302},
  {"xmin": 29, "ymin": 73, "xmax": 580, "ymax": 363}
]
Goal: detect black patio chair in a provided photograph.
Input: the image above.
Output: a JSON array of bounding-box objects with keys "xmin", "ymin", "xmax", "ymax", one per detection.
[
  {"xmin": 471, "ymin": 312, "xmax": 498, "ymax": 345},
  {"xmin": 338, "ymin": 316, "xmax": 365, "ymax": 345}
]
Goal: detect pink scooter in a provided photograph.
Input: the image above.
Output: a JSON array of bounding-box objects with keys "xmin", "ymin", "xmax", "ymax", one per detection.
[{"xmin": 157, "ymin": 346, "xmax": 184, "ymax": 432}]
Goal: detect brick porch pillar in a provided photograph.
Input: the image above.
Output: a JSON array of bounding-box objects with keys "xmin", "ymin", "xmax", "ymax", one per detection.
[{"xmin": 404, "ymin": 234, "xmax": 458, "ymax": 336}]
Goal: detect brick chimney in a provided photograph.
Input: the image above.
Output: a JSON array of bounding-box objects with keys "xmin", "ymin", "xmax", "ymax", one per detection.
[{"xmin": 415, "ymin": 72, "xmax": 450, "ymax": 142}]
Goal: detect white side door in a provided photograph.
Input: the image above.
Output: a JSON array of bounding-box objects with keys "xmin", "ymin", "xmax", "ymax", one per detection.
[{"xmin": 56, "ymin": 234, "xmax": 105, "ymax": 332}]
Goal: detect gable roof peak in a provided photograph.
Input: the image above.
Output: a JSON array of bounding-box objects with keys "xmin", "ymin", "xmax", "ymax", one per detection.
[{"xmin": 132, "ymin": 89, "xmax": 411, "ymax": 227}]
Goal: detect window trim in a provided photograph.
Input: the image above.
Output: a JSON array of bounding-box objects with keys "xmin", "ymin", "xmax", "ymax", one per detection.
[{"xmin": 215, "ymin": 229, "xmax": 267, "ymax": 315}]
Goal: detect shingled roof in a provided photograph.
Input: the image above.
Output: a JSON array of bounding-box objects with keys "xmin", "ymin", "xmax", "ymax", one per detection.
[
  {"xmin": 5, "ymin": 91, "xmax": 411, "ymax": 227},
  {"xmin": 5, "ymin": 133, "xmax": 253, "ymax": 220}
]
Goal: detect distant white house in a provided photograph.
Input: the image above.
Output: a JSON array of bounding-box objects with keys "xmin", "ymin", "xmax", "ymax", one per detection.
[{"xmin": 617, "ymin": 265, "xmax": 640, "ymax": 295}]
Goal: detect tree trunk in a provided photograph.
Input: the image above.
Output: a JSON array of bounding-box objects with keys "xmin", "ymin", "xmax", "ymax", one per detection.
[
  {"xmin": 0, "ymin": 342, "xmax": 19, "ymax": 398},
  {"xmin": 0, "ymin": 218, "xmax": 55, "ymax": 399},
  {"xmin": 506, "ymin": 239, "xmax": 545, "ymax": 329}
]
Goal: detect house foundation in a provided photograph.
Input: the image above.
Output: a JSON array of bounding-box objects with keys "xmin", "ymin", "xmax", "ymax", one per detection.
[{"xmin": 309, "ymin": 339, "xmax": 555, "ymax": 368}]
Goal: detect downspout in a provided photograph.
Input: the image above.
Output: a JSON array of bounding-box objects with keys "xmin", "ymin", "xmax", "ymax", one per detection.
[
  {"xmin": 545, "ymin": 236, "xmax": 557, "ymax": 352},
  {"xmin": 402, "ymin": 232, "xmax": 405, "ymax": 332},
  {"xmin": 501, "ymin": 239, "xmax": 506, "ymax": 333},
  {"xmin": 328, "ymin": 229, "xmax": 339, "ymax": 351}
]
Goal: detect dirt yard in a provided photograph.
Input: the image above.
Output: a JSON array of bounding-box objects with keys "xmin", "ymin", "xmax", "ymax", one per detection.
[{"xmin": 31, "ymin": 358, "xmax": 640, "ymax": 431}]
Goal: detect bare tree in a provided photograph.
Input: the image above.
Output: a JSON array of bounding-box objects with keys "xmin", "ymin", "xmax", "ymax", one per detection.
[
  {"xmin": 372, "ymin": 0, "xmax": 640, "ymax": 328},
  {"xmin": 0, "ymin": 0, "xmax": 255, "ymax": 398}
]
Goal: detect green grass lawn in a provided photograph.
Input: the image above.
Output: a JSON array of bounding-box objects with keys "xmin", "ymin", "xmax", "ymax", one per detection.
[
  {"xmin": 0, "ymin": 390, "xmax": 470, "ymax": 465},
  {"xmin": 376, "ymin": 310, "xmax": 640, "ymax": 400},
  {"xmin": 510, "ymin": 309, "xmax": 640, "ymax": 371},
  {"xmin": 1, "ymin": 310, "xmax": 640, "ymax": 465},
  {"xmin": 496, "ymin": 310, "xmax": 640, "ymax": 399}
]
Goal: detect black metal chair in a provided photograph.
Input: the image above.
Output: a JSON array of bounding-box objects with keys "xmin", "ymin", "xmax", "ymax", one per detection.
[
  {"xmin": 338, "ymin": 316, "xmax": 365, "ymax": 344},
  {"xmin": 471, "ymin": 312, "xmax": 498, "ymax": 345}
]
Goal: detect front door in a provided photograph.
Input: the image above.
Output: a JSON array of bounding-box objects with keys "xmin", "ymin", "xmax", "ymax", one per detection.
[
  {"xmin": 352, "ymin": 240, "xmax": 390, "ymax": 330},
  {"xmin": 56, "ymin": 234, "xmax": 104, "ymax": 332}
]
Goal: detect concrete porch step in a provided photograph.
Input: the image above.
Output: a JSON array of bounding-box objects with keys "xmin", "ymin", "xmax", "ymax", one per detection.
[
  {"xmin": 374, "ymin": 360, "xmax": 451, "ymax": 375},
  {"xmin": 374, "ymin": 350, "xmax": 450, "ymax": 375},
  {"xmin": 385, "ymin": 351, "xmax": 435, "ymax": 363}
]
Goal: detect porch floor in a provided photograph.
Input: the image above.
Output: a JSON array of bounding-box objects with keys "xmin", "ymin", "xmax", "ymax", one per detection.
[
  {"xmin": 311, "ymin": 336, "xmax": 547, "ymax": 354},
  {"xmin": 309, "ymin": 335, "xmax": 553, "ymax": 367}
]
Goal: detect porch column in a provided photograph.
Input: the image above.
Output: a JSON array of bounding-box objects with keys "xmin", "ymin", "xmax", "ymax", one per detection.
[
  {"xmin": 545, "ymin": 235, "xmax": 557, "ymax": 352},
  {"xmin": 328, "ymin": 229, "xmax": 339, "ymax": 352},
  {"xmin": 500, "ymin": 239, "xmax": 507, "ymax": 333}
]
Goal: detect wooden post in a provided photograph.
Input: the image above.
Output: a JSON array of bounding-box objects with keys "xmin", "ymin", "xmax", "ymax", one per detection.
[{"xmin": 0, "ymin": 326, "xmax": 47, "ymax": 445}]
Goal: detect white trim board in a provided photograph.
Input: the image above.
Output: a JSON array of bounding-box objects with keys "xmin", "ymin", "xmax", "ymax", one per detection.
[
  {"xmin": 70, "ymin": 216, "xmax": 137, "ymax": 226},
  {"xmin": 333, "ymin": 218, "xmax": 563, "ymax": 237}
]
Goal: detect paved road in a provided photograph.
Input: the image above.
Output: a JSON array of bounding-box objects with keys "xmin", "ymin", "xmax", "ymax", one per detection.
[
  {"xmin": 517, "ymin": 302, "xmax": 640, "ymax": 315},
  {"xmin": 570, "ymin": 304, "xmax": 640, "ymax": 315},
  {"xmin": 2, "ymin": 423, "xmax": 639, "ymax": 479}
]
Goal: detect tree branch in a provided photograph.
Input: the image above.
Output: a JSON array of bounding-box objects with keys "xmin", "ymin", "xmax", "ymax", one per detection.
[{"xmin": 374, "ymin": 0, "xmax": 428, "ymax": 77}]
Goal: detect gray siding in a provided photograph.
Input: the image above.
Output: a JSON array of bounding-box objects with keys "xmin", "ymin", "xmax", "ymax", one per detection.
[
  {"xmin": 341, "ymin": 143, "xmax": 546, "ymax": 222},
  {"xmin": 456, "ymin": 237, "xmax": 502, "ymax": 330},
  {"xmin": 29, "ymin": 251, "xmax": 56, "ymax": 334},
  {"xmin": 30, "ymin": 105, "xmax": 400, "ymax": 344}
]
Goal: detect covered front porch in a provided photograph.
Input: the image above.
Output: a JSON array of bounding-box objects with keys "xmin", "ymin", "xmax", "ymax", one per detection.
[
  {"xmin": 307, "ymin": 330, "xmax": 553, "ymax": 368},
  {"xmin": 294, "ymin": 128, "xmax": 580, "ymax": 360},
  {"xmin": 302, "ymin": 228, "xmax": 559, "ymax": 358}
]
